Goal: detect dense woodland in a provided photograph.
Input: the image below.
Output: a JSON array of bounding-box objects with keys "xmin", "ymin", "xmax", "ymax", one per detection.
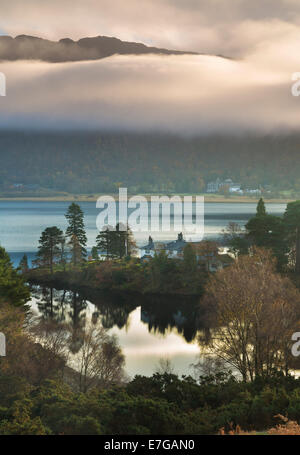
[{"xmin": 2, "ymin": 131, "xmax": 300, "ymax": 195}]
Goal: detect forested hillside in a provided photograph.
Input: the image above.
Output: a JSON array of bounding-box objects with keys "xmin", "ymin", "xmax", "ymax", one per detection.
[{"xmin": 1, "ymin": 132, "xmax": 300, "ymax": 195}]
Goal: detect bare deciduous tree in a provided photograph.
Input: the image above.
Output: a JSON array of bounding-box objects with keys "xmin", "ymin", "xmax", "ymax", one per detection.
[
  {"xmin": 0, "ymin": 306, "xmax": 68, "ymax": 385},
  {"xmin": 201, "ymin": 248, "xmax": 300, "ymax": 381},
  {"xmin": 155, "ymin": 357, "xmax": 175, "ymax": 375},
  {"xmin": 73, "ymin": 323, "xmax": 126, "ymax": 393}
]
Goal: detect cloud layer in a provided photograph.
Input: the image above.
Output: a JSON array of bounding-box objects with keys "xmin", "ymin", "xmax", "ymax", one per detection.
[
  {"xmin": 0, "ymin": 45, "xmax": 298, "ymax": 134},
  {"xmin": 0, "ymin": 0, "xmax": 299, "ymax": 134}
]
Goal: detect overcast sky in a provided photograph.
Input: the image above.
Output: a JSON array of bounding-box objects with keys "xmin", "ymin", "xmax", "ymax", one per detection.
[{"xmin": 0, "ymin": 0, "xmax": 300, "ymax": 134}]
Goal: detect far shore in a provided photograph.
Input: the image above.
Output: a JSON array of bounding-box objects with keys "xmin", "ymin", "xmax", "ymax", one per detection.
[{"xmin": 0, "ymin": 194, "xmax": 295, "ymax": 204}]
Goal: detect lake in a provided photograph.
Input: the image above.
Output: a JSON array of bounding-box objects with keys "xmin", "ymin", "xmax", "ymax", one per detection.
[{"xmin": 0, "ymin": 200, "xmax": 287, "ymax": 377}]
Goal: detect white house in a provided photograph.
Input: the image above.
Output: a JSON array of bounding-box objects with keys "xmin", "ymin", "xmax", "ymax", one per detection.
[
  {"xmin": 140, "ymin": 233, "xmax": 187, "ymax": 260},
  {"xmin": 140, "ymin": 236, "xmax": 156, "ymax": 259},
  {"xmin": 163, "ymin": 233, "xmax": 187, "ymax": 258},
  {"xmin": 229, "ymin": 184, "xmax": 243, "ymax": 194},
  {"xmin": 139, "ymin": 235, "xmax": 234, "ymax": 271},
  {"xmin": 206, "ymin": 178, "xmax": 243, "ymax": 194}
]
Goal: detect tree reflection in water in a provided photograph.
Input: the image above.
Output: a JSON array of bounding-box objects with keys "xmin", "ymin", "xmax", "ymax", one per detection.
[
  {"xmin": 140, "ymin": 295, "xmax": 211, "ymax": 343},
  {"xmin": 30, "ymin": 285, "xmax": 211, "ymax": 355}
]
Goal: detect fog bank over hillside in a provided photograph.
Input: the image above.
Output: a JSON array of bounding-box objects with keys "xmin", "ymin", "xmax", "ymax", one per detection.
[
  {"xmin": 0, "ymin": 45, "xmax": 298, "ymax": 134},
  {"xmin": 0, "ymin": 1, "xmax": 300, "ymax": 134}
]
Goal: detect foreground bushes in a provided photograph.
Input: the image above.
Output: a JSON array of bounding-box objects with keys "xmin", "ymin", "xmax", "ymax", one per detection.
[{"xmin": 2, "ymin": 372, "xmax": 300, "ymax": 435}]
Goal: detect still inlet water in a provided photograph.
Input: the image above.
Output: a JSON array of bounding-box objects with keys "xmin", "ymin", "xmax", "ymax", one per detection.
[{"xmin": 0, "ymin": 200, "xmax": 286, "ymax": 377}]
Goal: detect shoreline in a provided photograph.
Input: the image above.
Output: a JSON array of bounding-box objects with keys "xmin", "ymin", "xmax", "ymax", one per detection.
[
  {"xmin": 0, "ymin": 194, "xmax": 294, "ymax": 204},
  {"xmin": 26, "ymin": 270, "xmax": 203, "ymax": 299}
]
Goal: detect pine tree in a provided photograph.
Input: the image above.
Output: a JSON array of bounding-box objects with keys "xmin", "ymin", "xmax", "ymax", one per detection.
[
  {"xmin": 246, "ymin": 208, "xmax": 287, "ymax": 271},
  {"xmin": 19, "ymin": 254, "xmax": 29, "ymax": 273},
  {"xmin": 91, "ymin": 246, "xmax": 99, "ymax": 260},
  {"xmin": 96, "ymin": 224, "xmax": 137, "ymax": 259},
  {"xmin": 36, "ymin": 226, "xmax": 64, "ymax": 273},
  {"xmin": 113, "ymin": 223, "xmax": 137, "ymax": 259},
  {"xmin": 96, "ymin": 227, "xmax": 113, "ymax": 259},
  {"xmin": 65, "ymin": 203, "xmax": 87, "ymax": 265},
  {"xmin": 59, "ymin": 236, "xmax": 67, "ymax": 271},
  {"xmin": 0, "ymin": 247, "xmax": 30, "ymax": 307},
  {"xmin": 113, "ymin": 223, "xmax": 127, "ymax": 259},
  {"xmin": 256, "ymin": 198, "xmax": 266, "ymax": 216},
  {"xmin": 69, "ymin": 234, "xmax": 84, "ymax": 266}
]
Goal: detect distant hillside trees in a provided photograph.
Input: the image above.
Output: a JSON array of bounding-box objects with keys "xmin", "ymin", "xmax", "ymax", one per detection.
[{"xmin": 3, "ymin": 132, "xmax": 300, "ymax": 195}]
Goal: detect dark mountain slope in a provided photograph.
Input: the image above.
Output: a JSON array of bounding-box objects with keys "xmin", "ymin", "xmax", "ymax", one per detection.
[{"xmin": 0, "ymin": 34, "xmax": 199, "ymax": 62}]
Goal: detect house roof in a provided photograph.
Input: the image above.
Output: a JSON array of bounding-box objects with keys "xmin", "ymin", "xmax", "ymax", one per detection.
[
  {"xmin": 140, "ymin": 234, "xmax": 187, "ymax": 252},
  {"xmin": 165, "ymin": 237, "xmax": 186, "ymax": 252},
  {"xmin": 140, "ymin": 240, "xmax": 155, "ymax": 250}
]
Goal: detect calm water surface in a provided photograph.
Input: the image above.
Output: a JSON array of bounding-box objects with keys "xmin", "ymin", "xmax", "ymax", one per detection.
[{"xmin": 30, "ymin": 286, "xmax": 205, "ymax": 378}]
